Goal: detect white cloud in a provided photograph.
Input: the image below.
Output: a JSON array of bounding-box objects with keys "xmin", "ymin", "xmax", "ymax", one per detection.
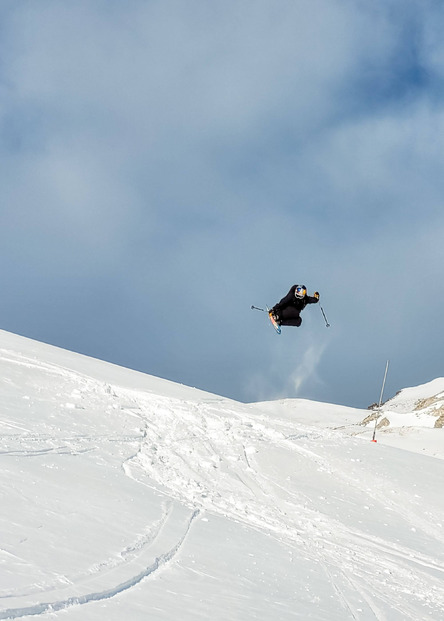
[{"xmin": 1, "ymin": 1, "xmax": 444, "ymax": 406}]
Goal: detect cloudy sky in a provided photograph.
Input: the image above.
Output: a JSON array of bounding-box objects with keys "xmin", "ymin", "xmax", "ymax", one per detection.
[{"xmin": 1, "ymin": 0, "xmax": 443, "ymax": 409}]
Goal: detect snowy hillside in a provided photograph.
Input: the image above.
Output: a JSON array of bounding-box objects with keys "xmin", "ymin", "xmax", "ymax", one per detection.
[{"xmin": 1, "ymin": 330, "xmax": 444, "ymax": 620}]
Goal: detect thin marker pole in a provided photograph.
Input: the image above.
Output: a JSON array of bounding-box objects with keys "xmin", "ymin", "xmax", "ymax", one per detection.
[{"xmin": 372, "ymin": 360, "xmax": 390, "ymax": 443}]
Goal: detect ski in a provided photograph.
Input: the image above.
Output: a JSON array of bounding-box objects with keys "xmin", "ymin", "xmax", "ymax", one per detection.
[
  {"xmin": 266, "ymin": 306, "xmax": 281, "ymax": 334},
  {"xmin": 251, "ymin": 305, "xmax": 281, "ymax": 334}
]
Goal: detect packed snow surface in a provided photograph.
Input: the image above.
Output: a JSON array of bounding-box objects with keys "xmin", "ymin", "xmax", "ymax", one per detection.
[{"xmin": 1, "ymin": 330, "xmax": 443, "ymax": 620}]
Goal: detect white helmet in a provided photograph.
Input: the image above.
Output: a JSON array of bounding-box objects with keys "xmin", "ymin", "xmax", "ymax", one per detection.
[{"xmin": 295, "ymin": 285, "xmax": 307, "ymax": 299}]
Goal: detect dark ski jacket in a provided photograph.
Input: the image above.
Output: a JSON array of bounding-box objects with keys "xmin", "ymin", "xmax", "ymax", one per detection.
[{"xmin": 275, "ymin": 285, "xmax": 319, "ymax": 314}]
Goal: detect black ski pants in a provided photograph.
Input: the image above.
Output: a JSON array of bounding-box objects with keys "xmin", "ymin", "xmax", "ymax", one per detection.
[{"xmin": 280, "ymin": 307, "xmax": 302, "ymax": 327}]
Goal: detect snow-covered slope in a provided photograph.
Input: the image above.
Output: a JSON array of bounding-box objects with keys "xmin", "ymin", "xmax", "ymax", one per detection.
[
  {"xmin": 382, "ymin": 377, "xmax": 444, "ymax": 426},
  {"xmin": 256, "ymin": 379, "xmax": 444, "ymax": 460},
  {"xmin": 1, "ymin": 330, "xmax": 444, "ymax": 620}
]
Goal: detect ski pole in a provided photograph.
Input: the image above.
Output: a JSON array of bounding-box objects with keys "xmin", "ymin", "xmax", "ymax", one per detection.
[
  {"xmin": 251, "ymin": 305, "xmax": 266, "ymax": 312},
  {"xmin": 320, "ymin": 306, "xmax": 330, "ymax": 328}
]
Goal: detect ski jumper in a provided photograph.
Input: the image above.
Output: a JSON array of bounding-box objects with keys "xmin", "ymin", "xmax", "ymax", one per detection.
[{"xmin": 272, "ymin": 285, "xmax": 319, "ymax": 327}]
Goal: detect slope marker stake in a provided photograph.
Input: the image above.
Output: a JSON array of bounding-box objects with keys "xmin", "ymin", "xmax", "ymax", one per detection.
[{"xmin": 371, "ymin": 360, "xmax": 390, "ymax": 443}]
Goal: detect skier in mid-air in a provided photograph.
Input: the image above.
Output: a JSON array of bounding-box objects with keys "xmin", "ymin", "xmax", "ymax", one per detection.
[{"xmin": 269, "ymin": 285, "xmax": 320, "ymax": 327}]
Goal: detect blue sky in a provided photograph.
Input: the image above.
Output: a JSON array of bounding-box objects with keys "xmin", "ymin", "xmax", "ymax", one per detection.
[{"xmin": 1, "ymin": 0, "xmax": 444, "ymax": 408}]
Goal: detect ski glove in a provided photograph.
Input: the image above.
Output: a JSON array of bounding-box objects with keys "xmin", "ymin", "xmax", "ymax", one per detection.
[{"xmin": 314, "ymin": 291, "xmax": 320, "ymax": 300}]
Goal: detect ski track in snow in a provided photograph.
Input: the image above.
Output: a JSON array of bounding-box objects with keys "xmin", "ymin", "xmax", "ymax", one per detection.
[
  {"xmin": 1, "ymin": 344, "xmax": 444, "ymax": 619},
  {"xmin": 0, "ymin": 505, "xmax": 200, "ymax": 620},
  {"xmin": 0, "ymin": 502, "xmax": 171, "ymax": 601},
  {"xmin": 0, "ymin": 350, "xmax": 202, "ymax": 618},
  {"xmin": 122, "ymin": 393, "xmax": 444, "ymax": 619}
]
